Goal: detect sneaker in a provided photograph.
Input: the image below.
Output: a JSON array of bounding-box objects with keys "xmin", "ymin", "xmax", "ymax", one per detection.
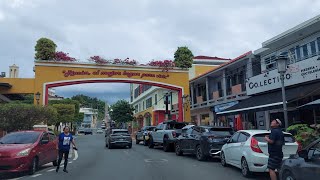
[{"xmin": 63, "ymin": 169, "xmax": 68, "ymax": 173}]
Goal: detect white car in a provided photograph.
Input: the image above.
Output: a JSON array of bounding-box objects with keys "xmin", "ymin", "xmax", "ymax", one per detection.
[
  {"xmin": 220, "ymin": 130, "xmax": 298, "ymax": 178},
  {"xmin": 97, "ymin": 128, "xmax": 104, "ymax": 134}
]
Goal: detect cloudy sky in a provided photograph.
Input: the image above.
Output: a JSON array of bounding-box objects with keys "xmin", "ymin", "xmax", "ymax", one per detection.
[{"xmin": 1, "ymin": 0, "xmax": 320, "ymax": 103}]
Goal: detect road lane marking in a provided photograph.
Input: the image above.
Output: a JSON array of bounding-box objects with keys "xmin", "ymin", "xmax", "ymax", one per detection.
[
  {"xmin": 47, "ymin": 169, "xmax": 56, "ymax": 172},
  {"xmin": 144, "ymin": 159, "xmax": 168, "ymax": 163},
  {"xmin": 123, "ymin": 150, "xmax": 129, "ymax": 155},
  {"xmin": 73, "ymin": 150, "xmax": 78, "ymax": 161},
  {"xmin": 31, "ymin": 174, "xmax": 42, "ymax": 177},
  {"xmin": 69, "ymin": 162, "xmax": 72, "ymax": 164}
]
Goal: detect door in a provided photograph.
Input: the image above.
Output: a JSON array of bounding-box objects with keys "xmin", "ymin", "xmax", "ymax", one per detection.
[
  {"xmin": 301, "ymin": 141, "xmax": 320, "ymax": 179},
  {"xmin": 180, "ymin": 128, "xmax": 193, "ymax": 151},
  {"xmin": 38, "ymin": 133, "xmax": 50, "ymax": 165},
  {"xmin": 232, "ymin": 132, "xmax": 249, "ymax": 165},
  {"xmin": 189, "ymin": 127, "xmax": 202, "ymax": 153},
  {"xmin": 224, "ymin": 132, "xmax": 240, "ymax": 165},
  {"xmin": 48, "ymin": 133, "xmax": 58, "ymax": 162},
  {"xmin": 153, "ymin": 124, "xmax": 163, "ymax": 142}
]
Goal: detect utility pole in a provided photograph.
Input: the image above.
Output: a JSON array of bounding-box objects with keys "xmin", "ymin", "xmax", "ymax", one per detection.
[{"xmin": 164, "ymin": 93, "xmax": 170, "ymax": 120}]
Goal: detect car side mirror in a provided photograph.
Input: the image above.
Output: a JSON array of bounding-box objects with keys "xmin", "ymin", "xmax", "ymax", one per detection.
[
  {"xmin": 298, "ymin": 150, "xmax": 308, "ymax": 159},
  {"xmin": 41, "ymin": 139, "xmax": 49, "ymax": 144}
]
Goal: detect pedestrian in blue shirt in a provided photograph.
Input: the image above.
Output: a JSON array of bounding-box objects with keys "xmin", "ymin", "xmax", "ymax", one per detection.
[
  {"xmin": 56, "ymin": 126, "xmax": 77, "ymax": 173},
  {"xmin": 265, "ymin": 119, "xmax": 284, "ymax": 180}
]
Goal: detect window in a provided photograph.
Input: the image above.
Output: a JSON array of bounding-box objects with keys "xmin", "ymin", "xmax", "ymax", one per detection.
[
  {"xmin": 146, "ymin": 97, "xmax": 152, "ymax": 109},
  {"xmin": 0, "ymin": 132, "xmax": 41, "ymax": 144},
  {"xmin": 237, "ymin": 133, "xmax": 249, "ymax": 142},
  {"xmin": 217, "ymin": 81, "xmax": 223, "ymax": 97},
  {"xmin": 49, "ymin": 133, "xmax": 56, "ymax": 141},
  {"xmin": 155, "ymin": 94, "xmax": 157, "ymax": 105},
  {"xmin": 310, "ymin": 41, "xmax": 317, "ymax": 55},
  {"xmin": 308, "ymin": 142, "xmax": 320, "ymax": 160},
  {"xmin": 296, "ymin": 46, "xmax": 301, "ymax": 61},
  {"xmin": 134, "ymin": 87, "xmax": 139, "ymax": 98},
  {"xmin": 143, "ymin": 101, "xmax": 145, "ymax": 110},
  {"xmin": 288, "ymin": 48, "xmax": 296, "ymax": 63},
  {"xmin": 265, "ymin": 55, "xmax": 276, "ymax": 70},
  {"xmin": 302, "ymin": 44, "xmax": 309, "ymax": 58},
  {"xmin": 186, "ymin": 128, "xmax": 193, "ymax": 134},
  {"xmin": 317, "ymin": 37, "xmax": 320, "ymax": 53},
  {"xmin": 135, "ymin": 105, "xmax": 138, "ymax": 113},
  {"xmin": 230, "ymin": 132, "xmax": 239, "ymax": 143},
  {"xmin": 192, "ymin": 127, "xmax": 201, "ymax": 135}
]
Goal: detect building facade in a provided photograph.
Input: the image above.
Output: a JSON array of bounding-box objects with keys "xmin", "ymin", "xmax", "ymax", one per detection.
[
  {"xmin": 130, "ymin": 56, "xmax": 230, "ymax": 127},
  {"xmin": 218, "ymin": 15, "xmax": 320, "ymax": 129},
  {"xmin": 80, "ymin": 108, "xmax": 98, "ymax": 128}
]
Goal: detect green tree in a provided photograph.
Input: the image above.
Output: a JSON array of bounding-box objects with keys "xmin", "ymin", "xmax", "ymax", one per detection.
[
  {"xmin": 109, "ymin": 100, "xmax": 135, "ymax": 125},
  {"xmin": 11, "ymin": 94, "xmax": 34, "ymax": 104},
  {"xmin": 51, "ymin": 104, "xmax": 75, "ymax": 125},
  {"xmin": 0, "ymin": 104, "xmax": 57, "ymax": 132},
  {"xmin": 35, "ymin": 37, "xmax": 57, "ymax": 60},
  {"xmin": 174, "ymin": 46, "xmax": 194, "ymax": 68},
  {"xmin": 71, "ymin": 94, "xmax": 105, "ymax": 121}
]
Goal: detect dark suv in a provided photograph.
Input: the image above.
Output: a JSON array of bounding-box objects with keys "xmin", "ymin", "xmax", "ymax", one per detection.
[
  {"xmin": 105, "ymin": 129, "xmax": 132, "ymax": 149},
  {"xmin": 175, "ymin": 126, "xmax": 233, "ymax": 161}
]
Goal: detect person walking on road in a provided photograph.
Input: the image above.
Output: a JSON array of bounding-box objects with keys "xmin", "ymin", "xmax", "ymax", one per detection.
[
  {"xmin": 56, "ymin": 126, "xmax": 77, "ymax": 173},
  {"xmin": 265, "ymin": 119, "xmax": 284, "ymax": 180}
]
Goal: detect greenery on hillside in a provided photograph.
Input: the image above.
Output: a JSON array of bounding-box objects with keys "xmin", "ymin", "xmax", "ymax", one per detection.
[{"xmin": 109, "ymin": 100, "xmax": 134, "ymax": 125}]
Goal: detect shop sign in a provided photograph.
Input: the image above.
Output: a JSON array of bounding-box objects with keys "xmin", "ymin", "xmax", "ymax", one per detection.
[
  {"xmin": 246, "ymin": 56, "xmax": 320, "ymax": 95},
  {"xmin": 213, "ymin": 101, "xmax": 239, "ymax": 113}
]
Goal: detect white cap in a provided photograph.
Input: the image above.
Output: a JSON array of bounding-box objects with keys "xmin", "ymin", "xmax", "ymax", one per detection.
[{"xmin": 275, "ymin": 119, "xmax": 282, "ymax": 126}]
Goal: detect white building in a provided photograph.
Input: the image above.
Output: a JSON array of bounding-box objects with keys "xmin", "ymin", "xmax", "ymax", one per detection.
[{"xmin": 80, "ymin": 108, "xmax": 98, "ymax": 128}]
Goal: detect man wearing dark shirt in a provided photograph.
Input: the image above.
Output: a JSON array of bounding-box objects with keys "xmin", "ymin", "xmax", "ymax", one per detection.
[{"xmin": 265, "ymin": 119, "xmax": 284, "ymax": 180}]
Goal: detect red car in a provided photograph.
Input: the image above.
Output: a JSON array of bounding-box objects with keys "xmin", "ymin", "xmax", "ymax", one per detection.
[{"xmin": 0, "ymin": 130, "xmax": 58, "ymax": 175}]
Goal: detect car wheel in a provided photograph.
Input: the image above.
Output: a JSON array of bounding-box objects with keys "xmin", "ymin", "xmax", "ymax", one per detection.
[
  {"xmin": 29, "ymin": 157, "xmax": 38, "ymax": 175},
  {"xmin": 143, "ymin": 138, "xmax": 148, "ymax": 146},
  {"xmin": 136, "ymin": 137, "xmax": 139, "ymax": 144},
  {"xmin": 282, "ymin": 170, "xmax": 296, "ymax": 180},
  {"xmin": 52, "ymin": 159, "xmax": 58, "ymax": 166},
  {"xmin": 241, "ymin": 157, "xmax": 251, "ymax": 177},
  {"xmin": 128, "ymin": 144, "xmax": 132, "ymax": 149},
  {"xmin": 148, "ymin": 136, "xmax": 154, "ymax": 149},
  {"xmin": 163, "ymin": 138, "xmax": 171, "ymax": 152},
  {"xmin": 105, "ymin": 142, "xmax": 108, "ymax": 148},
  {"xmin": 175, "ymin": 143, "xmax": 183, "ymax": 156},
  {"xmin": 220, "ymin": 151, "xmax": 228, "ymax": 167},
  {"xmin": 196, "ymin": 145, "xmax": 207, "ymax": 161}
]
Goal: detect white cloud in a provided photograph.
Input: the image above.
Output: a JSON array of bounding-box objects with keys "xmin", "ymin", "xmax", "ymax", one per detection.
[{"xmin": 0, "ymin": 0, "xmax": 320, "ymax": 100}]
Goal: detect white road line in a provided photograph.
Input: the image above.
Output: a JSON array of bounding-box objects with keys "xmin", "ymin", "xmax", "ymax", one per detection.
[
  {"xmin": 9, "ymin": 178, "xmax": 21, "ymax": 180},
  {"xmin": 31, "ymin": 174, "xmax": 42, "ymax": 178},
  {"xmin": 69, "ymin": 161, "xmax": 72, "ymax": 164},
  {"xmin": 47, "ymin": 169, "xmax": 56, "ymax": 172},
  {"xmin": 123, "ymin": 150, "xmax": 129, "ymax": 155},
  {"xmin": 73, "ymin": 150, "xmax": 78, "ymax": 160}
]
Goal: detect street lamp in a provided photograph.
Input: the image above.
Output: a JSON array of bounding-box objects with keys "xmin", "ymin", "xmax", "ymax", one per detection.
[
  {"xmin": 276, "ymin": 55, "xmax": 288, "ymax": 128},
  {"xmin": 35, "ymin": 92, "xmax": 41, "ymax": 105}
]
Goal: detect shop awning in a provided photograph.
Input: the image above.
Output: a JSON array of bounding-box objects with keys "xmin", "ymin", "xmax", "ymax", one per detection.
[
  {"xmin": 298, "ymin": 99, "xmax": 320, "ymax": 109},
  {"xmin": 217, "ymin": 81, "xmax": 320, "ymax": 115}
]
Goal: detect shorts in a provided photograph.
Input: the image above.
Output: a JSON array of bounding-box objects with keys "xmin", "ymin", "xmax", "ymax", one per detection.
[{"xmin": 267, "ymin": 156, "xmax": 283, "ymax": 170}]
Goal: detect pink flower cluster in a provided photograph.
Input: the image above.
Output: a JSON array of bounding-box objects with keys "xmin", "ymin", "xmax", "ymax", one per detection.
[
  {"xmin": 147, "ymin": 60, "xmax": 175, "ymax": 72},
  {"xmin": 89, "ymin": 56, "xmax": 110, "ymax": 64},
  {"xmin": 89, "ymin": 56, "xmax": 137, "ymax": 66},
  {"xmin": 54, "ymin": 51, "xmax": 76, "ymax": 62}
]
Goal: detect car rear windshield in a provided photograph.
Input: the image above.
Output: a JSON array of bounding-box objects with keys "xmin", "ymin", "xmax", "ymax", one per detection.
[
  {"xmin": 167, "ymin": 123, "xmax": 186, "ymax": 130},
  {"xmin": 145, "ymin": 127, "xmax": 155, "ymax": 131},
  {"xmin": 0, "ymin": 132, "xmax": 41, "ymax": 144},
  {"xmin": 113, "ymin": 131, "xmax": 129, "ymax": 134},
  {"xmin": 253, "ymin": 133, "xmax": 295, "ymax": 143},
  {"xmin": 208, "ymin": 128, "xmax": 233, "ymax": 136}
]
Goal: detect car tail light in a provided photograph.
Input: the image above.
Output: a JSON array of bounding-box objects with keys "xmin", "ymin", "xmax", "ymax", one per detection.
[
  {"xmin": 172, "ymin": 131, "xmax": 176, "ymax": 138},
  {"xmin": 250, "ymin": 137, "xmax": 263, "ymax": 153}
]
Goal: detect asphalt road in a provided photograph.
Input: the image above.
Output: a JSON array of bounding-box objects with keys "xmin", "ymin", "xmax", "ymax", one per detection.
[{"xmin": 4, "ymin": 134, "xmax": 269, "ymax": 180}]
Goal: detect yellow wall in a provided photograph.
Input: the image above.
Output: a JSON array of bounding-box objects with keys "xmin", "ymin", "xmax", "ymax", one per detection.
[
  {"xmin": 134, "ymin": 107, "xmax": 154, "ymax": 125},
  {"xmin": 194, "ymin": 65, "xmax": 218, "ymax": 77},
  {"xmin": 0, "ymin": 61, "xmax": 191, "ymax": 122},
  {"xmin": 0, "ymin": 78, "xmax": 35, "ymax": 94}
]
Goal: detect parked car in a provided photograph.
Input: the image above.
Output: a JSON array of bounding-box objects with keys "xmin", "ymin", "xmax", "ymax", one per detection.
[
  {"xmin": 220, "ymin": 130, "xmax": 298, "ymax": 177},
  {"xmin": 78, "ymin": 128, "xmax": 85, "ymax": 134},
  {"xmin": 148, "ymin": 120, "xmax": 187, "ymax": 152},
  {"xmin": 135, "ymin": 126, "xmax": 156, "ymax": 146},
  {"xmin": 96, "ymin": 128, "xmax": 104, "ymax": 134},
  {"xmin": 280, "ymin": 138, "xmax": 320, "ymax": 180},
  {"xmin": 0, "ymin": 130, "xmax": 58, "ymax": 175},
  {"xmin": 175, "ymin": 126, "xmax": 233, "ymax": 161},
  {"xmin": 105, "ymin": 129, "xmax": 132, "ymax": 149},
  {"xmin": 84, "ymin": 128, "xmax": 93, "ymax": 135}
]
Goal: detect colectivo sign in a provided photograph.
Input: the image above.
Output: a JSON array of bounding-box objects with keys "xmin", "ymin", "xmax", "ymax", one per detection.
[
  {"xmin": 62, "ymin": 70, "xmax": 170, "ymax": 79},
  {"xmin": 246, "ymin": 56, "xmax": 320, "ymax": 95}
]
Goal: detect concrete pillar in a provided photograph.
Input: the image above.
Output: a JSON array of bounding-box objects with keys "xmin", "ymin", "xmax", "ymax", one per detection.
[
  {"xmin": 206, "ymin": 77, "xmax": 210, "ymax": 103},
  {"xmin": 191, "ymin": 83, "xmax": 195, "ymax": 105},
  {"xmin": 222, "ymin": 70, "xmax": 227, "ymax": 98},
  {"xmin": 246, "ymin": 57, "xmax": 253, "ymax": 78},
  {"xmin": 265, "ymin": 111, "xmax": 270, "ymax": 130}
]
